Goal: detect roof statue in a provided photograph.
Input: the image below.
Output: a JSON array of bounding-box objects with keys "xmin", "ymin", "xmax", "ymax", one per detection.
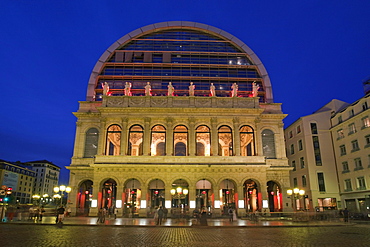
[{"xmin": 168, "ymin": 82, "xmax": 174, "ymax": 96}]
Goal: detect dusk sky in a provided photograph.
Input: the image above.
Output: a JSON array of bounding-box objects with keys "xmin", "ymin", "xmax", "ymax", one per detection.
[{"xmin": 1, "ymin": 1, "xmax": 369, "ymax": 184}]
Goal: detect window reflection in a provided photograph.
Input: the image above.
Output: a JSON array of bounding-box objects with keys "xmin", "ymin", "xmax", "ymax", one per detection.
[
  {"xmin": 106, "ymin": 125, "xmax": 121, "ymax": 155},
  {"xmin": 196, "ymin": 125, "xmax": 211, "ymax": 156},
  {"xmin": 151, "ymin": 125, "xmax": 166, "ymax": 156},
  {"xmin": 218, "ymin": 125, "xmax": 233, "ymax": 156},
  {"xmin": 128, "ymin": 125, "xmax": 143, "ymax": 156},
  {"xmin": 240, "ymin": 125, "xmax": 255, "ymax": 156},
  {"xmin": 174, "ymin": 125, "xmax": 188, "ymax": 156}
]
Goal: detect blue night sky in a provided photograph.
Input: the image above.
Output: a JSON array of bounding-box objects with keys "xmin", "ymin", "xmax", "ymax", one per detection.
[{"xmin": 1, "ymin": 1, "xmax": 369, "ymax": 184}]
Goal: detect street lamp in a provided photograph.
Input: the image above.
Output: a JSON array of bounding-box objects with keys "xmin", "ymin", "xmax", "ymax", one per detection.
[
  {"xmin": 32, "ymin": 194, "xmax": 41, "ymax": 205},
  {"xmin": 54, "ymin": 185, "xmax": 71, "ymax": 206},
  {"xmin": 287, "ymin": 188, "xmax": 305, "ymax": 211},
  {"xmin": 171, "ymin": 187, "xmax": 188, "ymax": 208}
]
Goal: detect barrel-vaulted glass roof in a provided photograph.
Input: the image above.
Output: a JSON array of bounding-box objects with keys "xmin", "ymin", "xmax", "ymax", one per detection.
[{"xmin": 87, "ymin": 21, "xmax": 273, "ymax": 103}]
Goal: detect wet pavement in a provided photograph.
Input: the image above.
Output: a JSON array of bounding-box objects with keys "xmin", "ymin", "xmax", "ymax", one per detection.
[
  {"xmin": 1, "ymin": 215, "xmax": 355, "ymax": 227},
  {"xmin": 1, "ymin": 220, "xmax": 370, "ymax": 247}
]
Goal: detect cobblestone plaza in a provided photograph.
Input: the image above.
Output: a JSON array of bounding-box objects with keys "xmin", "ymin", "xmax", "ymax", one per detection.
[{"xmin": 1, "ymin": 223, "xmax": 370, "ymax": 247}]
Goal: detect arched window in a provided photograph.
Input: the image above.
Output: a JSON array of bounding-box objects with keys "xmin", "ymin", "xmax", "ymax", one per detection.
[
  {"xmin": 105, "ymin": 125, "xmax": 121, "ymax": 155},
  {"xmin": 174, "ymin": 125, "xmax": 188, "ymax": 156},
  {"xmin": 84, "ymin": 128, "xmax": 99, "ymax": 158},
  {"xmin": 151, "ymin": 125, "xmax": 166, "ymax": 156},
  {"xmin": 128, "ymin": 125, "xmax": 143, "ymax": 156},
  {"xmin": 240, "ymin": 125, "xmax": 255, "ymax": 156},
  {"xmin": 218, "ymin": 125, "xmax": 233, "ymax": 156},
  {"xmin": 262, "ymin": 129, "xmax": 276, "ymax": 158},
  {"xmin": 196, "ymin": 125, "xmax": 211, "ymax": 156}
]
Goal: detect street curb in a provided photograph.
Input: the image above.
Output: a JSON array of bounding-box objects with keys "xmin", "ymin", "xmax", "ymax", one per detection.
[{"xmin": 0, "ymin": 222, "xmax": 354, "ymax": 228}]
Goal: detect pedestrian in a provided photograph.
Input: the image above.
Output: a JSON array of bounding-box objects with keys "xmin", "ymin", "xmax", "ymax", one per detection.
[
  {"xmin": 56, "ymin": 206, "xmax": 65, "ymax": 224},
  {"xmin": 163, "ymin": 207, "xmax": 168, "ymax": 220},
  {"xmin": 228, "ymin": 207, "xmax": 234, "ymax": 222},
  {"xmin": 39, "ymin": 206, "xmax": 45, "ymax": 221},
  {"xmin": 156, "ymin": 206, "xmax": 164, "ymax": 225},
  {"xmin": 34, "ymin": 206, "xmax": 39, "ymax": 221},
  {"xmin": 200, "ymin": 208, "xmax": 208, "ymax": 226},
  {"xmin": 342, "ymin": 208, "xmax": 350, "ymax": 222},
  {"xmin": 114, "ymin": 207, "xmax": 118, "ymax": 219},
  {"xmin": 7, "ymin": 206, "xmax": 15, "ymax": 221},
  {"xmin": 66, "ymin": 207, "xmax": 71, "ymax": 217},
  {"xmin": 232, "ymin": 208, "xmax": 237, "ymax": 221},
  {"xmin": 97, "ymin": 208, "xmax": 105, "ymax": 223},
  {"xmin": 28, "ymin": 206, "xmax": 34, "ymax": 220},
  {"xmin": 153, "ymin": 207, "xmax": 158, "ymax": 223}
]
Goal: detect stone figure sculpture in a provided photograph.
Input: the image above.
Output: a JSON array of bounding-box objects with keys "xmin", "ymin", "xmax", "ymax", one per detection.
[
  {"xmin": 168, "ymin": 82, "xmax": 174, "ymax": 96},
  {"xmin": 124, "ymin": 82, "xmax": 132, "ymax": 96},
  {"xmin": 231, "ymin": 83, "xmax": 238, "ymax": 97},
  {"xmin": 210, "ymin": 83, "xmax": 216, "ymax": 97},
  {"xmin": 252, "ymin": 81, "xmax": 260, "ymax": 97},
  {"xmin": 189, "ymin": 82, "xmax": 195, "ymax": 96},
  {"xmin": 102, "ymin": 82, "xmax": 110, "ymax": 95},
  {"xmin": 145, "ymin": 82, "xmax": 152, "ymax": 96}
]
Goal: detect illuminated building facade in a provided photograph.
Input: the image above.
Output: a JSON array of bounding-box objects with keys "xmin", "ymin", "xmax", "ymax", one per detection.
[
  {"xmin": 68, "ymin": 22, "xmax": 291, "ymax": 217},
  {"xmin": 331, "ymin": 94, "xmax": 370, "ymax": 215},
  {"xmin": 0, "ymin": 160, "xmax": 36, "ymax": 204}
]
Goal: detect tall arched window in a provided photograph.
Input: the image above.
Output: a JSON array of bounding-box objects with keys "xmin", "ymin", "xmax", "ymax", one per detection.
[
  {"xmin": 151, "ymin": 125, "xmax": 166, "ymax": 156},
  {"xmin": 196, "ymin": 125, "xmax": 211, "ymax": 156},
  {"xmin": 84, "ymin": 128, "xmax": 99, "ymax": 158},
  {"xmin": 128, "ymin": 125, "xmax": 143, "ymax": 156},
  {"xmin": 262, "ymin": 129, "xmax": 276, "ymax": 158},
  {"xmin": 240, "ymin": 125, "xmax": 255, "ymax": 156},
  {"xmin": 105, "ymin": 125, "xmax": 121, "ymax": 155},
  {"xmin": 174, "ymin": 125, "xmax": 188, "ymax": 156},
  {"xmin": 218, "ymin": 125, "xmax": 233, "ymax": 156}
]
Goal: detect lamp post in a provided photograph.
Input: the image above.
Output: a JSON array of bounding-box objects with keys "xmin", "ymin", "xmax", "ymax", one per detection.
[
  {"xmin": 170, "ymin": 187, "xmax": 188, "ymax": 209},
  {"xmin": 32, "ymin": 194, "xmax": 41, "ymax": 205},
  {"xmin": 287, "ymin": 188, "xmax": 305, "ymax": 211},
  {"xmin": 54, "ymin": 185, "xmax": 71, "ymax": 207}
]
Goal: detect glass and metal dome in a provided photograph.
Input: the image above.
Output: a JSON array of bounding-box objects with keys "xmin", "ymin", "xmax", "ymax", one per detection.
[{"xmin": 86, "ymin": 21, "xmax": 273, "ymax": 103}]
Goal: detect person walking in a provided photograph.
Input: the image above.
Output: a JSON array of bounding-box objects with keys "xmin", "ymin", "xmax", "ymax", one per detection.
[
  {"xmin": 342, "ymin": 208, "xmax": 350, "ymax": 222},
  {"xmin": 156, "ymin": 206, "xmax": 164, "ymax": 225},
  {"xmin": 200, "ymin": 208, "xmax": 208, "ymax": 226},
  {"xmin": 39, "ymin": 206, "xmax": 45, "ymax": 221},
  {"xmin": 228, "ymin": 207, "xmax": 234, "ymax": 222},
  {"xmin": 56, "ymin": 206, "xmax": 65, "ymax": 224}
]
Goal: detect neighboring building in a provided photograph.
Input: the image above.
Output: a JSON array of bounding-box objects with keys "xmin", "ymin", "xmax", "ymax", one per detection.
[
  {"xmin": 0, "ymin": 159, "xmax": 36, "ymax": 204},
  {"xmin": 68, "ymin": 21, "xmax": 292, "ymax": 217},
  {"xmin": 330, "ymin": 94, "xmax": 370, "ymax": 215},
  {"xmin": 25, "ymin": 160, "xmax": 60, "ymax": 197},
  {"xmin": 284, "ymin": 100, "xmax": 349, "ymax": 212}
]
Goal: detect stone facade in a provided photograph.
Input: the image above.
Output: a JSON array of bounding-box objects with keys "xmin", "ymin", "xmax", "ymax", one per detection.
[{"xmin": 67, "ymin": 22, "xmax": 291, "ymax": 217}]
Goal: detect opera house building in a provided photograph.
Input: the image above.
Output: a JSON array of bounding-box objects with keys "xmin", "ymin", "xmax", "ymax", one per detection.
[{"xmin": 67, "ymin": 21, "xmax": 291, "ymax": 217}]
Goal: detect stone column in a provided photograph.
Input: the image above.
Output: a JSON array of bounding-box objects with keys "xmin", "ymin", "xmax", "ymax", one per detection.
[
  {"xmin": 210, "ymin": 117, "xmax": 218, "ymax": 156},
  {"xmin": 116, "ymin": 184, "xmax": 125, "ymax": 217},
  {"xmin": 143, "ymin": 117, "xmax": 151, "ymax": 155},
  {"xmin": 72, "ymin": 122, "xmax": 83, "ymax": 158},
  {"xmin": 233, "ymin": 117, "xmax": 241, "ymax": 156},
  {"xmin": 98, "ymin": 119, "xmax": 107, "ymax": 155},
  {"xmin": 237, "ymin": 184, "xmax": 246, "ymax": 216},
  {"xmin": 254, "ymin": 117, "xmax": 261, "ymax": 156},
  {"xmin": 165, "ymin": 183, "xmax": 174, "ymax": 216},
  {"xmin": 188, "ymin": 117, "xmax": 196, "ymax": 156},
  {"xmin": 139, "ymin": 187, "xmax": 147, "ymax": 217},
  {"xmin": 120, "ymin": 117, "xmax": 128, "ymax": 155},
  {"xmin": 166, "ymin": 117, "xmax": 174, "ymax": 156},
  {"xmin": 89, "ymin": 183, "xmax": 99, "ymax": 216}
]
